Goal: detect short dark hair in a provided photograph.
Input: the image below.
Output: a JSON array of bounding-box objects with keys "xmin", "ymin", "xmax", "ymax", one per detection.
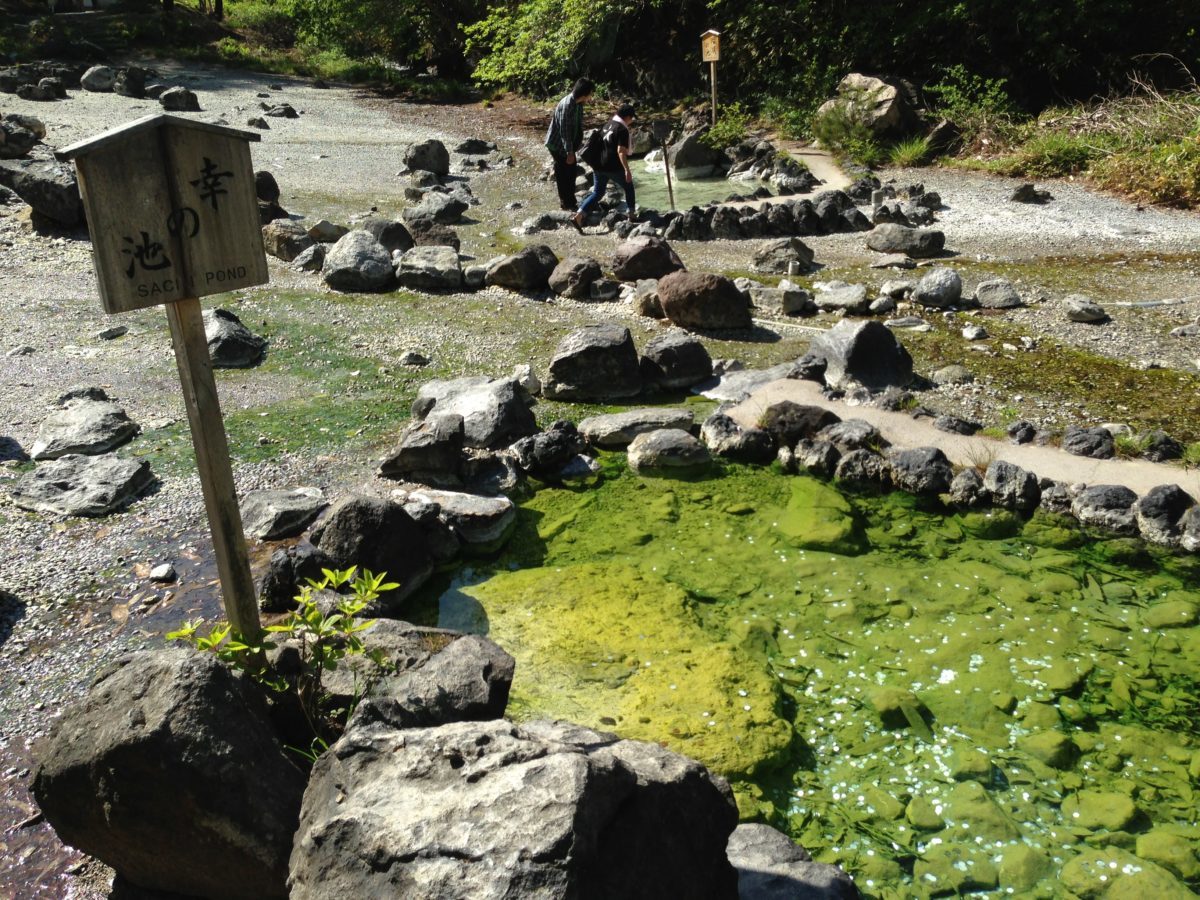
[
  {"xmin": 572, "ymin": 78, "xmax": 595, "ymax": 98},
  {"xmin": 616, "ymin": 103, "xmax": 636, "ymax": 120}
]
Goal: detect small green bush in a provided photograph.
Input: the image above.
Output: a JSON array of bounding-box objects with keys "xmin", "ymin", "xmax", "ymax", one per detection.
[
  {"xmin": 888, "ymin": 135, "xmax": 932, "ymax": 168},
  {"xmin": 760, "ymin": 95, "xmax": 810, "ymax": 141},
  {"xmin": 702, "ymin": 102, "xmax": 752, "ymax": 150},
  {"xmin": 812, "ymin": 99, "xmax": 883, "ymax": 167}
]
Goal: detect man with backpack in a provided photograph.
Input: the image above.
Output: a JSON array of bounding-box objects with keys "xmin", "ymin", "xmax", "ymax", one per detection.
[
  {"xmin": 573, "ymin": 103, "xmax": 637, "ymax": 229},
  {"xmin": 545, "ymin": 78, "xmax": 595, "ymax": 212}
]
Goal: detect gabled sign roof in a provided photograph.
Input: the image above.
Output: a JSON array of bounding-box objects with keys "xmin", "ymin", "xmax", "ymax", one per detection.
[{"xmin": 57, "ymin": 114, "xmax": 261, "ymax": 161}]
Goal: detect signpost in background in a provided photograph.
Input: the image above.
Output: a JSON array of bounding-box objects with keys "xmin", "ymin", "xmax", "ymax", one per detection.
[
  {"xmin": 701, "ymin": 29, "xmax": 721, "ymax": 127},
  {"xmin": 60, "ymin": 115, "xmax": 269, "ymax": 641}
]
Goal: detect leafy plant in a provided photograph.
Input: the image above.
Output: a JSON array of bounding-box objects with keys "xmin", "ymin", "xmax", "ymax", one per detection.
[
  {"xmin": 1113, "ymin": 432, "xmax": 1151, "ymax": 459},
  {"xmin": 702, "ymin": 102, "xmax": 752, "ymax": 149},
  {"xmin": 168, "ymin": 566, "xmax": 397, "ymax": 755}
]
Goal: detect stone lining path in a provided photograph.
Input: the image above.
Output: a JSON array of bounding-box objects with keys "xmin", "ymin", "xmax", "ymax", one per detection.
[{"xmin": 730, "ymin": 376, "xmax": 1200, "ymax": 497}]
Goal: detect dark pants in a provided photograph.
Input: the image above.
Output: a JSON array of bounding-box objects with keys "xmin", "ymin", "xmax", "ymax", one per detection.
[
  {"xmin": 579, "ymin": 170, "xmax": 635, "ymax": 215},
  {"xmin": 551, "ymin": 154, "xmax": 580, "ymax": 211}
]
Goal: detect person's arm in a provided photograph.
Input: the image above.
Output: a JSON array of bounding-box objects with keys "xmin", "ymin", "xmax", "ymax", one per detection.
[
  {"xmin": 563, "ymin": 97, "xmax": 578, "ymax": 164},
  {"xmin": 618, "ymin": 142, "xmax": 631, "ymax": 182}
]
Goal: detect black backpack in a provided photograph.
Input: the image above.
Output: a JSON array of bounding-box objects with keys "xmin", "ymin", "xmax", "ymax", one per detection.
[{"xmin": 579, "ymin": 127, "xmax": 605, "ymax": 168}]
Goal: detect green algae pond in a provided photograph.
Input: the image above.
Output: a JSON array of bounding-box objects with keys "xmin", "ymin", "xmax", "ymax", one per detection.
[{"xmin": 418, "ymin": 460, "xmax": 1200, "ymax": 898}]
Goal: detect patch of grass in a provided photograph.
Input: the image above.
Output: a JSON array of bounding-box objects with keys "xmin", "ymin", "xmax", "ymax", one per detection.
[
  {"xmin": 903, "ymin": 320, "xmax": 1200, "ymax": 444},
  {"xmin": 887, "ymin": 135, "xmax": 932, "ymax": 168},
  {"xmin": 811, "ymin": 99, "xmax": 884, "ymax": 168},
  {"xmin": 1113, "ymin": 432, "xmax": 1151, "ymax": 459},
  {"xmin": 1182, "ymin": 442, "xmax": 1200, "ymax": 469},
  {"xmin": 991, "ymin": 129, "xmax": 1111, "ymax": 178}
]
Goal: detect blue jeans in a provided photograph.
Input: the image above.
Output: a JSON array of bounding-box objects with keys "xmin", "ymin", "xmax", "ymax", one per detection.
[{"xmin": 578, "ymin": 170, "xmax": 635, "ymax": 215}]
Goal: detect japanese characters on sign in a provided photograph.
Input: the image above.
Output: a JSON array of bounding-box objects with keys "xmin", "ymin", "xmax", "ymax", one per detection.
[
  {"xmin": 60, "ymin": 115, "xmax": 268, "ymax": 314},
  {"xmin": 701, "ymin": 30, "xmax": 721, "ymax": 63}
]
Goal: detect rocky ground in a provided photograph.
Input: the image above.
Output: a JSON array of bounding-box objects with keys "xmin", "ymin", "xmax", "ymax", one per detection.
[{"xmin": 2, "ymin": 60, "xmax": 1200, "ymax": 896}]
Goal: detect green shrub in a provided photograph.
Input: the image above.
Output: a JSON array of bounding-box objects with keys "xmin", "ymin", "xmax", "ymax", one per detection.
[
  {"xmin": 761, "ymin": 95, "xmax": 813, "ymax": 141},
  {"xmin": 812, "ymin": 99, "xmax": 883, "ymax": 167},
  {"xmin": 168, "ymin": 566, "xmax": 396, "ymax": 754},
  {"xmin": 887, "ymin": 135, "xmax": 931, "ymax": 167},
  {"xmin": 225, "ymin": 0, "xmax": 296, "ymax": 47},
  {"xmin": 925, "ymin": 64, "xmax": 1021, "ymax": 150},
  {"xmin": 1008, "ymin": 129, "xmax": 1108, "ymax": 176},
  {"xmin": 702, "ymin": 102, "xmax": 752, "ymax": 149},
  {"xmin": 1093, "ymin": 137, "xmax": 1200, "ymax": 208}
]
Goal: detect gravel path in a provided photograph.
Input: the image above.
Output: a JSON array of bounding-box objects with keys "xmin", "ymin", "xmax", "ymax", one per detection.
[{"xmin": 3, "ymin": 61, "xmax": 1200, "ymax": 896}]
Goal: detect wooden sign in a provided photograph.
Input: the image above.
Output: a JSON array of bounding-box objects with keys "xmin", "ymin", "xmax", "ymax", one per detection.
[
  {"xmin": 701, "ymin": 29, "xmax": 721, "ymax": 63},
  {"xmin": 58, "ymin": 115, "xmax": 267, "ymax": 642},
  {"xmin": 59, "ymin": 115, "xmax": 268, "ymax": 314}
]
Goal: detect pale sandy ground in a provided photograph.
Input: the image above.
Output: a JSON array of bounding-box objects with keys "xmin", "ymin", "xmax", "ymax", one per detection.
[{"xmin": 730, "ymin": 377, "xmax": 1200, "ymax": 497}]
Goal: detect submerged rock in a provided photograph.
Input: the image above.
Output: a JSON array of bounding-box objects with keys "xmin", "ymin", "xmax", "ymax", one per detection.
[
  {"xmin": 727, "ymin": 824, "xmax": 858, "ymax": 899},
  {"xmin": 627, "ymin": 428, "xmax": 711, "ymax": 474}
]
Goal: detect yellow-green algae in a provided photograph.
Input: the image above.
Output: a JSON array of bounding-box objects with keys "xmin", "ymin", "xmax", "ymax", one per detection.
[{"xmin": 426, "ymin": 463, "xmax": 1200, "ymax": 898}]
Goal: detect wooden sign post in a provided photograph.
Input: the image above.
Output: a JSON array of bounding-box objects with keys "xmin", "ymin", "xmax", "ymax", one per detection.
[
  {"xmin": 59, "ymin": 115, "xmax": 269, "ymax": 641},
  {"xmin": 701, "ymin": 29, "xmax": 721, "ymax": 127}
]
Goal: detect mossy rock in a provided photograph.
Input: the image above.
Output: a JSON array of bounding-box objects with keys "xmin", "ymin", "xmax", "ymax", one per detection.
[
  {"xmin": 949, "ymin": 745, "xmax": 994, "ymax": 783},
  {"xmin": 1061, "ymin": 847, "xmax": 1194, "ymax": 899},
  {"xmin": 998, "ymin": 843, "xmax": 1053, "ymax": 892},
  {"xmin": 905, "ymin": 796, "xmax": 944, "ymax": 831},
  {"xmin": 942, "ymin": 781, "xmax": 1022, "ymax": 841},
  {"xmin": 1135, "ymin": 829, "xmax": 1200, "ymax": 881},
  {"xmin": 450, "ymin": 562, "xmax": 794, "ymax": 779},
  {"xmin": 912, "ymin": 844, "xmax": 998, "ymax": 894},
  {"xmin": 773, "ymin": 477, "xmax": 864, "ymax": 554},
  {"xmin": 863, "ymin": 686, "xmax": 930, "ymax": 732},
  {"xmin": 1142, "ymin": 599, "xmax": 1199, "ymax": 629},
  {"xmin": 1019, "ymin": 731, "xmax": 1077, "ymax": 770},
  {"xmin": 1062, "ymin": 790, "xmax": 1140, "ymax": 832}
]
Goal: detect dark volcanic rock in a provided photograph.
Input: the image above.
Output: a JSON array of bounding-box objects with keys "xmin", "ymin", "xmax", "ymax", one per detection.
[
  {"xmin": 758, "ymin": 402, "xmax": 840, "ymax": 447},
  {"xmin": 657, "ymin": 271, "xmax": 753, "ymax": 331},
  {"xmin": 33, "ymin": 650, "xmax": 304, "ymax": 900},
  {"xmin": 486, "ymin": 244, "xmax": 559, "ymax": 292},
  {"xmin": 412, "ymin": 377, "xmax": 536, "ymax": 449},
  {"xmin": 612, "ymin": 236, "xmax": 686, "ymax": 281},
  {"xmin": 1072, "ymin": 484, "xmax": 1139, "ymax": 535},
  {"xmin": 887, "ymin": 446, "xmax": 953, "ymax": 495},
  {"xmin": 808, "ymin": 319, "xmax": 914, "ymax": 391},
  {"xmin": 543, "ymin": 325, "xmax": 642, "ymax": 401},
  {"xmin": 1062, "ymin": 426, "xmax": 1115, "ymax": 460},
  {"xmin": 640, "ymin": 329, "xmax": 713, "ymax": 389}
]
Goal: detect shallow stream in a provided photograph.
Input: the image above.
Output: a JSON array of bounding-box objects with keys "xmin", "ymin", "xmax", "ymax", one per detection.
[{"xmin": 422, "ymin": 460, "xmax": 1200, "ymax": 898}]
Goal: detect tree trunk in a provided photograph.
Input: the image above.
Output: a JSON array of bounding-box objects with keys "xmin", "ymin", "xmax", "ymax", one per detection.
[{"xmin": 214, "ymin": 0, "xmax": 224, "ymax": 19}]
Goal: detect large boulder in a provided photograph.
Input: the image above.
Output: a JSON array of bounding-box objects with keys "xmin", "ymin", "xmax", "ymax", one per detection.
[
  {"xmin": 359, "ymin": 217, "xmax": 414, "ymax": 255},
  {"xmin": 403, "ymin": 139, "xmax": 450, "ymax": 177},
  {"xmin": 396, "ymin": 246, "xmax": 462, "ymax": 291},
  {"xmin": 402, "ymin": 487, "xmax": 517, "ymax": 552},
  {"xmin": 0, "ymin": 117, "xmax": 39, "ymax": 159},
  {"xmin": 911, "ymin": 268, "xmax": 963, "ymax": 308},
  {"xmin": 1062, "ymin": 426, "xmax": 1115, "ymax": 459},
  {"xmin": 668, "ymin": 128, "xmax": 725, "ymax": 178},
  {"xmin": 0, "ymin": 158, "xmax": 83, "ymax": 226},
  {"xmin": 80, "ymin": 65, "xmax": 115, "ymax": 92},
  {"xmin": 402, "ymin": 192, "xmax": 468, "ymax": 227},
  {"xmin": 262, "ymin": 220, "xmax": 314, "ymax": 262},
  {"xmin": 335, "ymin": 622, "xmax": 514, "ymax": 728},
  {"xmin": 323, "ymin": 230, "xmax": 395, "ymax": 292},
  {"xmin": 548, "ymin": 256, "xmax": 603, "ymax": 299},
  {"xmin": 812, "ymin": 282, "xmax": 870, "ymax": 315},
  {"xmin": 658, "ymin": 271, "xmax": 753, "ymax": 331},
  {"xmin": 379, "ymin": 413, "xmax": 465, "ymax": 484},
  {"xmin": 807, "ymin": 319, "xmax": 914, "ymax": 390},
  {"xmin": 580, "ymin": 408, "xmax": 695, "ymax": 449},
  {"xmin": 10, "ymin": 454, "xmax": 154, "ymax": 517},
  {"xmin": 752, "ymin": 237, "xmax": 815, "ymax": 274},
  {"xmin": 816, "ymin": 73, "xmax": 914, "ymax": 138},
  {"xmin": 639, "ymin": 329, "xmax": 713, "ymax": 389},
  {"xmin": 544, "ymin": 325, "xmax": 642, "ymax": 401},
  {"xmin": 700, "ymin": 413, "xmax": 776, "ymax": 464},
  {"xmin": 30, "ymin": 391, "xmax": 139, "ymax": 459},
  {"xmin": 727, "ymin": 824, "xmax": 858, "ymax": 900},
  {"xmin": 289, "ymin": 718, "xmax": 739, "ymax": 899},
  {"xmin": 983, "ymin": 460, "xmax": 1040, "ymax": 511},
  {"xmin": 1072, "ymin": 484, "xmax": 1139, "ymax": 535},
  {"xmin": 612, "ymin": 236, "xmax": 685, "ymax": 281},
  {"xmin": 758, "ymin": 402, "xmax": 840, "ymax": 447},
  {"xmin": 241, "ymin": 487, "xmax": 327, "ymax": 541},
  {"xmin": 974, "ymin": 278, "xmax": 1023, "ymax": 309},
  {"xmin": 865, "ymin": 224, "xmax": 944, "ymax": 258},
  {"xmin": 509, "ymin": 420, "xmax": 588, "ymax": 480},
  {"xmin": 486, "ymin": 244, "xmax": 559, "ymax": 292},
  {"xmin": 204, "ymin": 308, "xmax": 267, "ymax": 368},
  {"xmin": 627, "ymin": 428, "xmax": 712, "ymax": 474},
  {"xmin": 159, "ymin": 86, "xmax": 200, "ymax": 112},
  {"xmin": 887, "ymin": 447, "xmax": 953, "ymax": 495},
  {"xmin": 1136, "ymin": 484, "xmax": 1195, "ymax": 547},
  {"xmin": 33, "ymin": 650, "xmax": 305, "ymax": 900},
  {"xmin": 310, "ymin": 496, "xmax": 433, "ymax": 610},
  {"xmin": 412, "ymin": 377, "xmax": 537, "ymax": 449}
]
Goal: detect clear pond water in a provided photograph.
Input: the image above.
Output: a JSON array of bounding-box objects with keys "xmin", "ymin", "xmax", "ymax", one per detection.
[
  {"xmin": 428, "ymin": 461, "xmax": 1200, "ymax": 898},
  {"xmin": 627, "ymin": 159, "xmax": 755, "ymax": 212}
]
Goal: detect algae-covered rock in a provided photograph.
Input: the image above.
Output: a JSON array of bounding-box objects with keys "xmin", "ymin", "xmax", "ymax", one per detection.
[
  {"xmin": 1136, "ymin": 829, "xmax": 1200, "ymax": 881},
  {"xmin": 942, "ymin": 781, "xmax": 1022, "ymax": 841},
  {"xmin": 864, "ymin": 686, "xmax": 931, "ymax": 733},
  {"xmin": 1061, "ymin": 847, "xmax": 1194, "ymax": 899},
  {"xmin": 1062, "ymin": 789, "xmax": 1140, "ymax": 832},
  {"xmin": 1142, "ymin": 599, "xmax": 1199, "ymax": 629},
  {"xmin": 948, "ymin": 745, "xmax": 993, "ymax": 783},
  {"xmin": 998, "ymin": 843, "xmax": 1052, "ymax": 892},
  {"xmin": 773, "ymin": 478, "xmax": 863, "ymax": 555},
  {"xmin": 1019, "ymin": 730, "xmax": 1077, "ymax": 770},
  {"xmin": 912, "ymin": 844, "xmax": 998, "ymax": 894},
  {"xmin": 905, "ymin": 796, "xmax": 944, "ymax": 831},
  {"xmin": 861, "ymin": 785, "xmax": 905, "ymax": 821},
  {"xmin": 443, "ymin": 563, "xmax": 793, "ymax": 780}
]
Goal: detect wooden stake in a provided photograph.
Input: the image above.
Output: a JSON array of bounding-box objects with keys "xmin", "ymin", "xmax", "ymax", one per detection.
[
  {"xmin": 661, "ymin": 135, "xmax": 676, "ymax": 212},
  {"xmin": 165, "ymin": 296, "xmax": 261, "ymax": 641},
  {"xmin": 710, "ymin": 61, "xmax": 718, "ymax": 127}
]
